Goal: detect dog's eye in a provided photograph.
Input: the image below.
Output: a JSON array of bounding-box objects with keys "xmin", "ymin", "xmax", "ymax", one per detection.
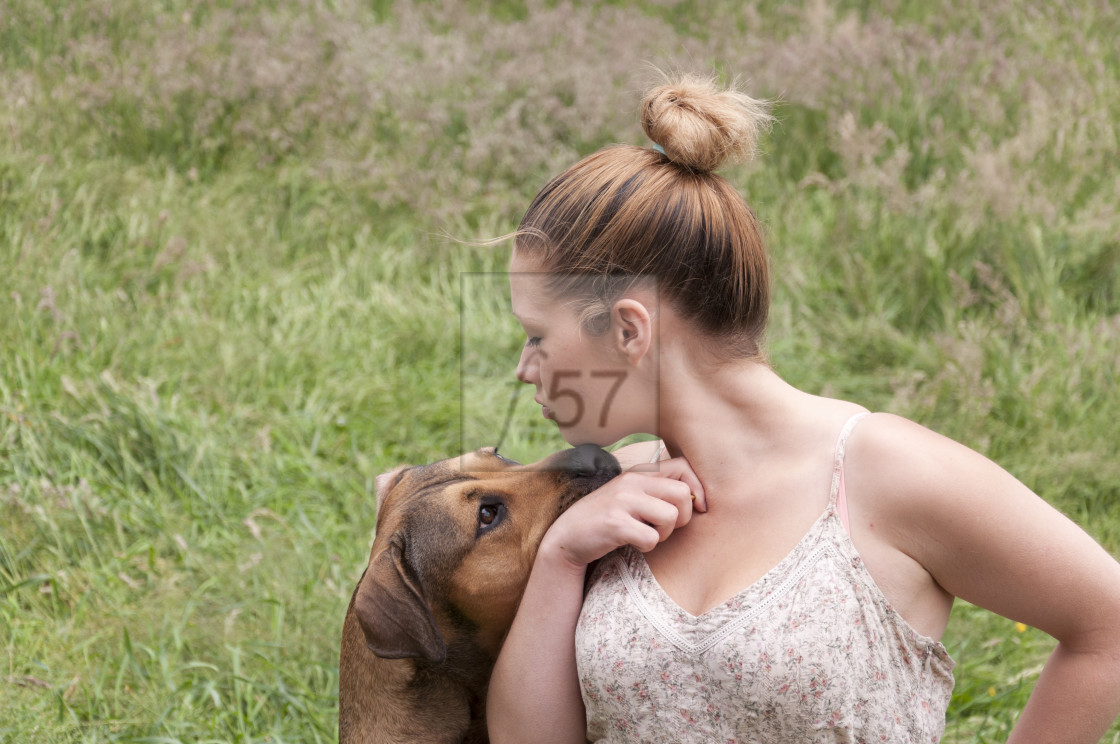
[{"xmin": 477, "ymin": 501, "xmax": 505, "ymax": 533}]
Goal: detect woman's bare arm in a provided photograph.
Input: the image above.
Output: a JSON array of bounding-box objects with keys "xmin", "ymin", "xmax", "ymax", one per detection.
[
  {"xmin": 488, "ymin": 462, "xmax": 704, "ymax": 743},
  {"xmin": 851, "ymin": 414, "xmax": 1120, "ymax": 742},
  {"xmin": 487, "ymin": 540, "xmax": 590, "ymax": 744}
]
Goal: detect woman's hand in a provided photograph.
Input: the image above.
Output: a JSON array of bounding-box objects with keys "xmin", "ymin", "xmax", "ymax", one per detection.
[
  {"xmin": 540, "ymin": 455, "xmax": 706, "ymax": 571},
  {"xmin": 610, "ymin": 439, "xmax": 665, "ymax": 470},
  {"xmin": 489, "ymin": 453, "xmax": 706, "ymax": 744}
]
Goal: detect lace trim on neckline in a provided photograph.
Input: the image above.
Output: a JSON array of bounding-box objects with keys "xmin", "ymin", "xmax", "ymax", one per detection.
[{"xmin": 612, "ymin": 543, "xmax": 840, "ymax": 655}]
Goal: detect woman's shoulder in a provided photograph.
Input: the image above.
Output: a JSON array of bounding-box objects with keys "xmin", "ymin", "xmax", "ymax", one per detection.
[
  {"xmin": 844, "ymin": 415, "xmax": 1120, "ymax": 643},
  {"xmin": 841, "ymin": 411, "xmax": 1061, "ymax": 567},
  {"xmin": 848, "ymin": 410, "xmax": 970, "ymax": 458},
  {"xmin": 845, "ymin": 412, "xmax": 1002, "ymax": 501}
]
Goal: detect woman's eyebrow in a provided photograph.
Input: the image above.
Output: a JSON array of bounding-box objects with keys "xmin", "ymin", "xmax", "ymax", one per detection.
[{"xmin": 510, "ymin": 308, "xmax": 538, "ymax": 323}]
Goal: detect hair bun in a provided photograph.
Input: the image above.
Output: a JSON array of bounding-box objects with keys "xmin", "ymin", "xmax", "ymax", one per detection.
[{"xmin": 641, "ymin": 74, "xmax": 773, "ymax": 173}]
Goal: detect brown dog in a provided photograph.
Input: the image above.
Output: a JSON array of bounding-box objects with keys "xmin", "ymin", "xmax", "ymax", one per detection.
[{"xmin": 339, "ymin": 444, "xmax": 620, "ymax": 744}]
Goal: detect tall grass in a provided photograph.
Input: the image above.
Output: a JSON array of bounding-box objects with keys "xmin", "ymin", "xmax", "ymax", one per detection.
[{"xmin": 1, "ymin": 0, "xmax": 1118, "ymax": 741}]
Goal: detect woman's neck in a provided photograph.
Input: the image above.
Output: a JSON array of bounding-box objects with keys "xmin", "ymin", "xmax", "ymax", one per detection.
[
  {"xmin": 659, "ymin": 356, "xmax": 804, "ymax": 444},
  {"xmin": 653, "ymin": 341, "xmax": 830, "ymax": 499}
]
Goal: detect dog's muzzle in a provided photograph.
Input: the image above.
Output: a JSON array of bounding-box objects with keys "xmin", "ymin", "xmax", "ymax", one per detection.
[{"xmin": 555, "ymin": 443, "xmax": 622, "ymax": 503}]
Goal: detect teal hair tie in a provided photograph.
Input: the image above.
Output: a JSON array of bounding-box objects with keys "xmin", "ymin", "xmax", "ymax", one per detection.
[{"xmin": 652, "ymin": 143, "xmax": 666, "ymax": 155}]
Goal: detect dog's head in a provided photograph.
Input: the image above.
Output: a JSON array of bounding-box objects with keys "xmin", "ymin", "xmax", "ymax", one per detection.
[{"xmin": 351, "ymin": 444, "xmax": 621, "ymax": 664}]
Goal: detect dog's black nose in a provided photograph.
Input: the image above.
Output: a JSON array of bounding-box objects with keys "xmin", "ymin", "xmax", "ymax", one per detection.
[{"xmin": 564, "ymin": 443, "xmax": 622, "ymax": 479}]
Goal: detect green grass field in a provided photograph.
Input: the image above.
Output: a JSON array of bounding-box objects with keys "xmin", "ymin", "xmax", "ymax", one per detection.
[{"xmin": 2, "ymin": 0, "xmax": 1119, "ymax": 741}]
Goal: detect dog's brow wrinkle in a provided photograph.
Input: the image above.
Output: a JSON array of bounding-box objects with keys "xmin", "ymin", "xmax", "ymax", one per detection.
[
  {"xmin": 405, "ymin": 476, "xmax": 475, "ymax": 502},
  {"xmin": 413, "ymin": 468, "xmax": 474, "ymax": 487}
]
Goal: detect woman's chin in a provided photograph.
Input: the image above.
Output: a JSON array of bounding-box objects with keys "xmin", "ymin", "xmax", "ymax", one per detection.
[{"xmin": 556, "ymin": 425, "xmax": 618, "ymax": 450}]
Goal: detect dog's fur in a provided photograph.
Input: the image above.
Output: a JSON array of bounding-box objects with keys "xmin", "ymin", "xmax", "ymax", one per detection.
[{"xmin": 339, "ymin": 444, "xmax": 620, "ymax": 744}]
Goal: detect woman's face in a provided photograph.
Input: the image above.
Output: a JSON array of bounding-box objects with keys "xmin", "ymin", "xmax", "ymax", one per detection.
[{"xmin": 509, "ymin": 251, "xmax": 654, "ymax": 446}]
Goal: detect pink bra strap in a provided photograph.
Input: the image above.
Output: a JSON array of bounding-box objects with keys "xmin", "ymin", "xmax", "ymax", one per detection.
[
  {"xmin": 837, "ymin": 469, "xmax": 852, "ymax": 534},
  {"xmin": 831, "ymin": 412, "xmax": 871, "ymax": 535}
]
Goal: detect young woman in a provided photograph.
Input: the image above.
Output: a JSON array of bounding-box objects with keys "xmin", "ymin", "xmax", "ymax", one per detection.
[{"xmin": 487, "ymin": 74, "xmax": 1120, "ymax": 743}]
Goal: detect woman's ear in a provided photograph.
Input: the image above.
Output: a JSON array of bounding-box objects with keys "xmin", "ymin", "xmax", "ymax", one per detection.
[{"xmin": 611, "ymin": 298, "xmax": 653, "ymax": 365}]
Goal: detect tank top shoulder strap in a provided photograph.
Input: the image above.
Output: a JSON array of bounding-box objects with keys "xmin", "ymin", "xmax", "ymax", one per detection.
[{"xmin": 830, "ymin": 411, "xmax": 872, "ymax": 534}]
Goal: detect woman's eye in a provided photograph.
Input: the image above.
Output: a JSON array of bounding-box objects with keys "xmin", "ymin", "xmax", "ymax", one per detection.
[{"xmin": 525, "ymin": 337, "xmax": 541, "ymax": 347}]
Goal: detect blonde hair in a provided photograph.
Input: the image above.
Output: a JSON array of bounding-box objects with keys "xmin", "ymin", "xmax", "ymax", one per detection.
[
  {"xmin": 642, "ymin": 73, "xmax": 772, "ymax": 172},
  {"xmin": 515, "ymin": 73, "xmax": 774, "ymax": 359}
]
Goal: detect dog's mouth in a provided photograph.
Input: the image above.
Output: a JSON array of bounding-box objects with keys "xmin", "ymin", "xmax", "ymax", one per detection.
[
  {"xmin": 569, "ymin": 463, "xmax": 620, "ymax": 493},
  {"xmin": 556, "ymin": 445, "xmax": 621, "ymax": 510}
]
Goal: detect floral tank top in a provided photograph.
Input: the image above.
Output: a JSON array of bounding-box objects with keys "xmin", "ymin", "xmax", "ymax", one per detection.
[{"xmin": 576, "ymin": 413, "xmax": 955, "ymax": 743}]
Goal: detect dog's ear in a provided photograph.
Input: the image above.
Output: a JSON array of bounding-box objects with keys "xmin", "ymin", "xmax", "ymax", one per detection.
[
  {"xmin": 353, "ymin": 535, "xmax": 446, "ymax": 663},
  {"xmin": 375, "ymin": 466, "xmax": 409, "ymax": 513}
]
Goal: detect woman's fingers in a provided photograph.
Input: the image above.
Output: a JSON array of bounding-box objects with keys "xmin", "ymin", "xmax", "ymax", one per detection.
[
  {"xmin": 543, "ymin": 469, "xmax": 699, "ymax": 565},
  {"xmin": 638, "ymin": 474, "xmax": 696, "ymax": 529},
  {"xmin": 597, "ymin": 495, "xmax": 673, "ymax": 553},
  {"xmin": 634, "ymin": 455, "xmax": 707, "ymax": 514},
  {"xmin": 617, "ymin": 470, "xmax": 693, "ymax": 511},
  {"xmin": 629, "ymin": 490, "xmax": 682, "ymax": 544},
  {"xmin": 614, "ymin": 518, "xmax": 663, "ymax": 554}
]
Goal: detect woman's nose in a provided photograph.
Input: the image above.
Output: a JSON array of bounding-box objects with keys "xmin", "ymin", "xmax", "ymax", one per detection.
[{"xmin": 515, "ymin": 345, "xmax": 539, "ymax": 385}]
